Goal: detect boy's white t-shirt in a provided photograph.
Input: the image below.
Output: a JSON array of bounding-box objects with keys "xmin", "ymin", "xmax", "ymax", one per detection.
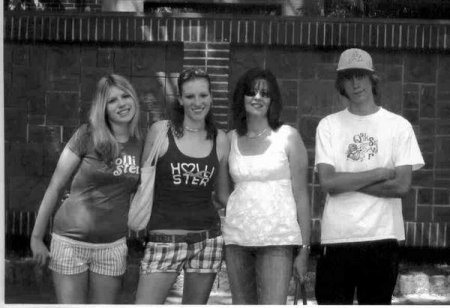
[{"xmin": 315, "ymin": 108, "xmax": 424, "ymax": 244}]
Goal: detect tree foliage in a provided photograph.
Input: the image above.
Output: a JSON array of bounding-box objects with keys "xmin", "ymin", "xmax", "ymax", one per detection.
[
  {"xmin": 5, "ymin": 0, "xmax": 450, "ymax": 19},
  {"xmin": 325, "ymin": 0, "xmax": 450, "ymax": 19}
]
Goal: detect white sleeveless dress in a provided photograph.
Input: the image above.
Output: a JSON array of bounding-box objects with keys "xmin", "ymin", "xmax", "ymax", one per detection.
[{"xmin": 223, "ymin": 125, "xmax": 303, "ymax": 246}]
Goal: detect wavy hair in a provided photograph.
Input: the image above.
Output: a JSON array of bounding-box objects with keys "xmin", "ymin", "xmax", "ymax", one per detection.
[
  {"xmin": 231, "ymin": 68, "xmax": 283, "ymax": 136},
  {"xmin": 89, "ymin": 74, "xmax": 142, "ymax": 163},
  {"xmin": 171, "ymin": 68, "xmax": 217, "ymax": 140}
]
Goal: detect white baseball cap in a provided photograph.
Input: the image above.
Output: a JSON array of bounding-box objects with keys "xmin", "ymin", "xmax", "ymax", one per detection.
[{"xmin": 337, "ymin": 48, "xmax": 374, "ymax": 72}]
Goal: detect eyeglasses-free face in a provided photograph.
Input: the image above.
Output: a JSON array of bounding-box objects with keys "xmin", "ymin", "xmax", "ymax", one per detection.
[
  {"xmin": 178, "ymin": 68, "xmax": 211, "ymax": 96},
  {"xmin": 178, "ymin": 78, "xmax": 212, "ymax": 123},
  {"xmin": 341, "ymin": 70, "xmax": 373, "ymax": 104},
  {"xmin": 106, "ymin": 86, "xmax": 136, "ymax": 126}
]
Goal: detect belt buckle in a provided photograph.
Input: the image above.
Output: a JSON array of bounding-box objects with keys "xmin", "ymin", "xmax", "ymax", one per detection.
[{"xmin": 185, "ymin": 232, "xmax": 199, "ymax": 244}]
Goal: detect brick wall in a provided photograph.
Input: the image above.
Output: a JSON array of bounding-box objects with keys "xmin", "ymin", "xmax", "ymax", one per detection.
[
  {"xmin": 4, "ymin": 41, "xmax": 183, "ymax": 234},
  {"xmin": 4, "ymin": 12, "xmax": 450, "ymax": 247},
  {"xmin": 183, "ymin": 42, "xmax": 230, "ymax": 126},
  {"xmin": 229, "ymin": 46, "xmax": 450, "ymax": 246}
]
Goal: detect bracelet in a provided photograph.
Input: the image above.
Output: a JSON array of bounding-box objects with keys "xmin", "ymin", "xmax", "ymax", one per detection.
[{"xmin": 300, "ymin": 244, "xmax": 311, "ymax": 250}]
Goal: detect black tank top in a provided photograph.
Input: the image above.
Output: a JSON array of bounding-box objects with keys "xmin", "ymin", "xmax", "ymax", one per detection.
[{"xmin": 147, "ymin": 128, "xmax": 221, "ymax": 231}]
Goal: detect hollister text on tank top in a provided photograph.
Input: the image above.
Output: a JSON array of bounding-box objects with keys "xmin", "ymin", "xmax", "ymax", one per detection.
[{"xmin": 148, "ymin": 128, "xmax": 220, "ymax": 231}]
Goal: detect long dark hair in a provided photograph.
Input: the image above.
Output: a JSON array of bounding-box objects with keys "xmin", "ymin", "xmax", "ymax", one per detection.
[
  {"xmin": 231, "ymin": 68, "xmax": 283, "ymax": 136},
  {"xmin": 170, "ymin": 68, "xmax": 217, "ymax": 140}
]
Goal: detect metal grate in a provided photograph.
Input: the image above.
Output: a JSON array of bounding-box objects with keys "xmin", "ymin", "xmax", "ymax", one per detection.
[{"xmin": 4, "ymin": 12, "xmax": 450, "ymax": 51}]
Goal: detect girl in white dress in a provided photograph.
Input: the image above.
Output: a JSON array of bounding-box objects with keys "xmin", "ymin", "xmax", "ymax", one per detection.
[{"xmin": 223, "ymin": 68, "xmax": 311, "ymax": 305}]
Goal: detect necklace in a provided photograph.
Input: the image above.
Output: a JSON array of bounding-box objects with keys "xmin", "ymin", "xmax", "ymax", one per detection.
[
  {"xmin": 184, "ymin": 125, "xmax": 202, "ymax": 132},
  {"xmin": 246, "ymin": 128, "xmax": 268, "ymax": 139}
]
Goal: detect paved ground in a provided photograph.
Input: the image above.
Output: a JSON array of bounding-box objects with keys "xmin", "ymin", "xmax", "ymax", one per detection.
[
  {"xmin": 5, "ymin": 262, "xmax": 450, "ymax": 305},
  {"xmin": 5, "ymin": 254, "xmax": 450, "ymax": 305},
  {"xmin": 5, "ymin": 288, "xmax": 450, "ymax": 305}
]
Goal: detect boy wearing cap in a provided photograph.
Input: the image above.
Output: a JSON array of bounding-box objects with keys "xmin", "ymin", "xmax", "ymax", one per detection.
[{"xmin": 314, "ymin": 48, "xmax": 424, "ymax": 304}]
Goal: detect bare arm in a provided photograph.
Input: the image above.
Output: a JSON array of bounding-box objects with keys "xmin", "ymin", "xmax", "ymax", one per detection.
[
  {"xmin": 286, "ymin": 127, "xmax": 311, "ymax": 282},
  {"xmin": 359, "ymin": 165, "xmax": 413, "ymax": 198},
  {"xmin": 30, "ymin": 147, "xmax": 81, "ymax": 266},
  {"xmin": 213, "ymin": 130, "xmax": 231, "ymax": 209},
  {"xmin": 141, "ymin": 120, "xmax": 169, "ymax": 165},
  {"xmin": 317, "ymin": 163, "xmax": 395, "ymax": 195}
]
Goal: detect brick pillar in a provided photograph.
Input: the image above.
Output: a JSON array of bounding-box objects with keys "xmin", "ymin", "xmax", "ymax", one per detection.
[{"xmin": 183, "ymin": 42, "xmax": 231, "ymax": 129}]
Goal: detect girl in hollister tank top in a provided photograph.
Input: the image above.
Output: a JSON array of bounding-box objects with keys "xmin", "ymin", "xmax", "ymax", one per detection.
[{"xmin": 135, "ymin": 68, "xmax": 230, "ymax": 304}]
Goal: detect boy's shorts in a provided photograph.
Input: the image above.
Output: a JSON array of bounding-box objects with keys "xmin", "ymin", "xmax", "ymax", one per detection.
[
  {"xmin": 140, "ymin": 230, "xmax": 224, "ymax": 274},
  {"xmin": 49, "ymin": 233, "xmax": 127, "ymax": 276}
]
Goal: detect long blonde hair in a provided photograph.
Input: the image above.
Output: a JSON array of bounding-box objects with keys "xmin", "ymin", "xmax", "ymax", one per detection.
[{"xmin": 89, "ymin": 74, "xmax": 142, "ymax": 163}]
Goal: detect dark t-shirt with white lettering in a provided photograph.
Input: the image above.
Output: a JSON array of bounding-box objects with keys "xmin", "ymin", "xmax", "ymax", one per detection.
[{"xmin": 53, "ymin": 124, "xmax": 142, "ymax": 243}]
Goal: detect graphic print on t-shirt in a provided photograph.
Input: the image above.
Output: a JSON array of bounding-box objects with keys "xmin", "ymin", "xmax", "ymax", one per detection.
[
  {"xmin": 171, "ymin": 162, "xmax": 215, "ymax": 186},
  {"xmin": 346, "ymin": 133, "xmax": 378, "ymax": 162},
  {"xmin": 113, "ymin": 154, "xmax": 140, "ymax": 176}
]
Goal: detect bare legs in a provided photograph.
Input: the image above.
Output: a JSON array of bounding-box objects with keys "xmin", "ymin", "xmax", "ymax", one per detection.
[
  {"xmin": 182, "ymin": 272, "xmax": 217, "ymax": 304},
  {"xmin": 135, "ymin": 271, "xmax": 217, "ymax": 304},
  {"xmin": 52, "ymin": 271, "xmax": 122, "ymax": 304},
  {"xmin": 135, "ymin": 272, "xmax": 179, "ymax": 304},
  {"xmin": 52, "ymin": 271, "xmax": 88, "ymax": 304}
]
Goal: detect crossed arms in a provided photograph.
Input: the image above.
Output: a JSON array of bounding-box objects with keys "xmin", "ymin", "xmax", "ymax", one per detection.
[{"xmin": 317, "ymin": 163, "xmax": 413, "ymax": 198}]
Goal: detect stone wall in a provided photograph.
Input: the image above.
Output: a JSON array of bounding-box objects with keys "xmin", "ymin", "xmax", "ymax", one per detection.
[{"xmin": 4, "ymin": 12, "xmax": 450, "ymax": 248}]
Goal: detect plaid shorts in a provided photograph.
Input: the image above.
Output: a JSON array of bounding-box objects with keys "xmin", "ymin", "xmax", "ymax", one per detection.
[
  {"xmin": 49, "ymin": 233, "xmax": 127, "ymax": 276},
  {"xmin": 140, "ymin": 233, "xmax": 224, "ymax": 274}
]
